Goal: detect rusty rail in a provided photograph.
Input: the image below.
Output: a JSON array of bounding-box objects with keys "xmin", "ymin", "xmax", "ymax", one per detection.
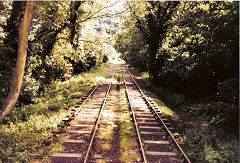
[
  {"xmin": 83, "ymin": 69, "xmax": 116, "ymax": 163},
  {"xmin": 122, "ymin": 71, "xmax": 147, "ymax": 163},
  {"xmin": 126, "ymin": 69, "xmax": 191, "ymax": 163},
  {"xmin": 74, "ymin": 83, "xmax": 100, "ymax": 117}
]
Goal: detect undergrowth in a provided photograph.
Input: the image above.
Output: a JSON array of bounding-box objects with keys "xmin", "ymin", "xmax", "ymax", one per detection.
[
  {"xmin": 0, "ymin": 63, "xmax": 112, "ymax": 162},
  {"xmin": 184, "ymin": 124, "xmax": 239, "ymax": 162}
]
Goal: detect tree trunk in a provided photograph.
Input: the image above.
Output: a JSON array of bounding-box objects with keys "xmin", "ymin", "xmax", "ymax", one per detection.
[
  {"xmin": 0, "ymin": 1, "xmax": 36, "ymax": 119},
  {"xmin": 3, "ymin": 1, "xmax": 26, "ymax": 59}
]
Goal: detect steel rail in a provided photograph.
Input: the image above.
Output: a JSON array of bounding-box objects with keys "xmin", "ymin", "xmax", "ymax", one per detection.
[
  {"xmin": 74, "ymin": 83, "xmax": 100, "ymax": 117},
  {"xmin": 83, "ymin": 69, "xmax": 116, "ymax": 163},
  {"xmin": 126, "ymin": 69, "xmax": 191, "ymax": 163},
  {"xmin": 122, "ymin": 70, "xmax": 147, "ymax": 163}
]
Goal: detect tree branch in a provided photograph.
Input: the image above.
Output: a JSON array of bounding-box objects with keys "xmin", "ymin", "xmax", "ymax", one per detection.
[
  {"xmin": 79, "ymin": 1, "xmax": 125, "ymax": 22},
  {"xmin": 31, "ymin": 1, "xmax": 125, "ymax": 43},
  {"xmin": 57, "ymin": 37, "xmax": 112, "ymax": 46},
  {"xmin": 127, "ymin": 2, "xmax": 148, "ymax": 40}
]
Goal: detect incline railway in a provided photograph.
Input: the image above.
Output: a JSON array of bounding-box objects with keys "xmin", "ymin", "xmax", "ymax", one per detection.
[{"xmin": 50, "ymin": 65, "xmax": 191, "ymax": 163}]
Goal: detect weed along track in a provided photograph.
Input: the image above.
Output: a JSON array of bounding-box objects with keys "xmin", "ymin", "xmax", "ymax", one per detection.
[{"xmin": 50, "ymin": 65, "xmax": 190, "ymax": 163}]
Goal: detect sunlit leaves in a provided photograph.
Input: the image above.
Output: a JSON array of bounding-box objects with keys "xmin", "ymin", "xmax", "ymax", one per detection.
[{"xmin": 35, "ymin": 1, "xmax": 71, "ymax": 31}]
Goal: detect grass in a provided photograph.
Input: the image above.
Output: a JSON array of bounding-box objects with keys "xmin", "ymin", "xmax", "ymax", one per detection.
[
  {"xmin": 138, "ymin": 72, "xmax": 177, "ymax": 118},
  {"xmin": 0, "ymin": 62, "xmax": 113, "ymax": 162},
  {"xmin": 49, "ymin": 142, "xmax": 63, "ymax": 154}
]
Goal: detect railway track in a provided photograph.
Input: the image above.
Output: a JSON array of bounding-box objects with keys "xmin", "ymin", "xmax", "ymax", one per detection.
[
  {"xmin": 50, "ymin": 66, "xmax": 117, "ymax": 162},
  {"xmin": 86, "ymin": 68, "xmax": 141, "ymax": 162},
  {"xmin": 50, "ymin": 64, "xmax": 191, "ymax": 163},
  {"xmin": 122, "ymin": 66, "xmax": 191, "ymax": 163}
]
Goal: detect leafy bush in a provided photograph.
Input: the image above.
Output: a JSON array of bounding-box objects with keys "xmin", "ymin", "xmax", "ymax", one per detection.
[
  {"xmin": 184, "ymin": 102, "xmax": 238, "ymax": 128},
  {"xmin": 68, "ymin": 92, "xmax": 83, "ymax": 99},
  {"xmin": 216, "ymin": 77, "xmax": 238, "ymax": 104},
  {"xmin": 0, "ymin": 47, "xmax": 14, "ymax": 105},
  {"xmin": 184, "ymin": 125, "xmax": 239, "ymax": 162},
  {"xmin": 48, "ymin": 102, "xmax": 64, "ymax": 112},
  {"xmin": 155, "ymin": 87, "xmax": 189, "ymax": 107},
  {"xmin": 0, "ymin": 132, "xmax": 30, "ymax": 162},
  {"xmin": 155, "ymin": 54, "xmax": 218, "ymax": 98},
  {"xmin": 86, "ymin": 55, "xmax": 97, "ymax": 70}
]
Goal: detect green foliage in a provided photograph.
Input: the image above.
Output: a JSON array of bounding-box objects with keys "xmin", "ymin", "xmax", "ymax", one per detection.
[
  {"xmin": 114, "ymin": 22, "xmax": 149, "ymax": 71},
  {"xmin": 0, "ymin": 132, "xmax": 30, "ymax": 162},
  {"xmin": 0, "ymin": 113, "xmax": 66, "ymax": 162},
  {"xmin": 184, "ymin": 102, "xmax": 238, "ymax": 128},
  {"xmin": 86, "ymin": 55, "xmax": 97, "ymax": 70},
  {"xmin": 216, "ymin": 77, "xmax": 238, "ymax": 104},
  {"xmin": 184, "ymin": 125, "xmax": 239, "ymax": 162},
  {"xmin": 156, "ymin": 87, "xmax": 190, "ymax": 107},
  {"xmin": 48, "ymin": 102, "xmax": 65, "ymax": 112},
  {"xmin": 116, "ymin": 1, "xmax": 238, "ymax": 99},
  {"xmin": 0, "ymin": 59, "xmax": 14, "ymax": 105},
  {"xmin": 0, "ymin": 1, "xmax": 118, "ymax": 106},
  {"xmin": 153, "ymin": 1, "xmax": 238, "ymax": 98},
  {"xmin": 152, "ymin": 81, "xmax": 238, "ymax": 132},
  {"xmin": 0, "ymin": 62, "xmax": 112, "ymax": 161}
]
